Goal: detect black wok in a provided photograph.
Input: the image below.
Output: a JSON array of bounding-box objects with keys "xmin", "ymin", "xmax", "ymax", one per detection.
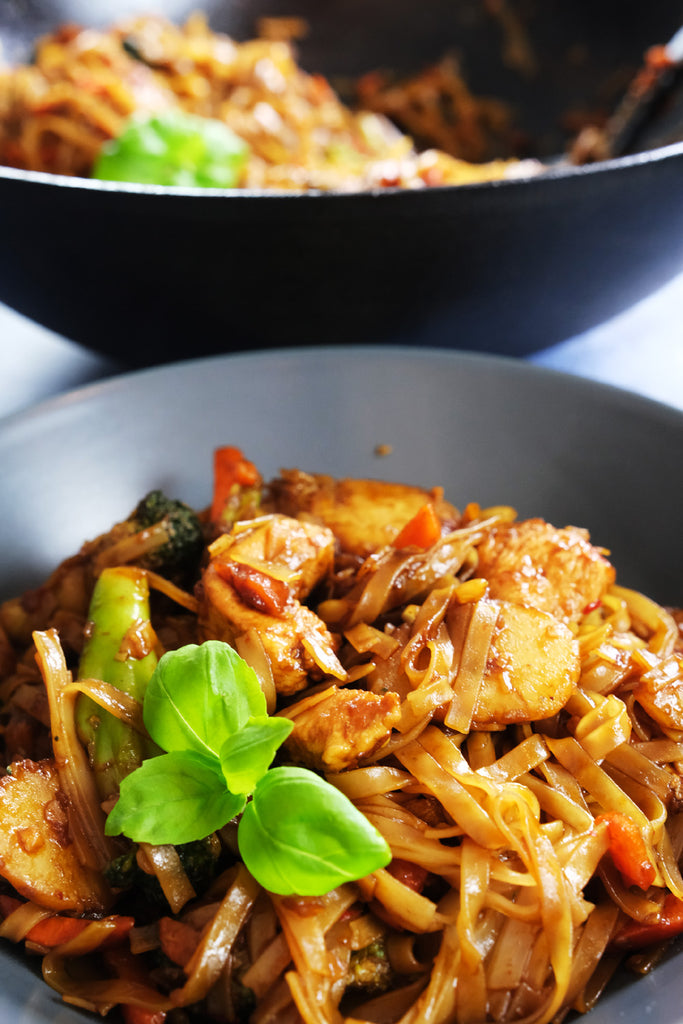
[{"xmin": 0, "ymin": 0, "xmax": 682, "ymax": 367}]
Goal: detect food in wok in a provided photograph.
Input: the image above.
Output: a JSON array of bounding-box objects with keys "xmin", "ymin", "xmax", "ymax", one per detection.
[
  {"xmin": 0, "ymin": 446, "xmax": 682, "ymax": 1023},
  {"xmin": 0, "ymin": 12, "xmax": 540, "ymax": 190}
]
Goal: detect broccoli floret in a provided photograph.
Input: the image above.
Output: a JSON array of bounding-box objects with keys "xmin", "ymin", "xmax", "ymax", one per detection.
[
  {"xmin": 131, "ymin": 490, "xmax": 204, "ymax": 576},
  {"xmin": 346, "ymin": 938, "xmax": 394, "ymax": 994},
  {"xmin": 105, "ymin": 836, "xmax": 223, "ymax": 907},
  {"xmin": 91, "ymin": 490, "xmax": 205, "ymax": 584}
]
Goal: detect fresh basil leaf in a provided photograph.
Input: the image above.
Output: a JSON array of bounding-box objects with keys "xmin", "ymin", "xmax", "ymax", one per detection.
[
  {"xmin": 237, "ymin": 766, "xmax": 392, "ymax": 895},
  {"xmin": 105, "ymin": 750, "xmax": 245, "ymax": 845},
  {"xmin": 144, "ymin": 641, "xmax": 266, "ymax": 757},
  {"xmin": 220, "ymin": 715, "xmax": 293, "ymax": 795},
  {"xmin": 93, "ymin": 110, "xmax": 250, "ymax": 189}
]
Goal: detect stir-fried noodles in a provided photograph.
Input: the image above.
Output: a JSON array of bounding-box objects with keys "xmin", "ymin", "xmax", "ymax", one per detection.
[
  {"xmin": 0, "ymin": 13, "xmax": 527, "ymax": 190},
  {"xmin": 0, "ymin": 447, "xmax": 682, "ymax": 1024}
]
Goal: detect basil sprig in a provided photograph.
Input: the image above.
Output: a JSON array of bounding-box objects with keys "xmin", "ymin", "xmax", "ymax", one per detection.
[{"xmin": 105, "ymin": 642, "xmax": 391, "ymax": 895}]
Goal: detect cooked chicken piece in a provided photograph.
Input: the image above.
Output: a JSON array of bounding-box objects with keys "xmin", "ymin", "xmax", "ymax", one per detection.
[
  {"xmin": 282, "ymin": 686, "xmax": 401, "ymax": 771},
  {"xmin": 444, "ymin": 597, "xmax": 580, "ymax": 729},
  {"xmin": 268, "ymin": 469, "xmax": 460, "ymax": 557},
  {"xmin": 0, "ymin": 759, "xmax": 109, "ymax": 913},
  {"xmin": 199, "ymin": 514, "xmax": 344, "ymax": 695},
  {"xmin": 210, "ymin": 514, "xmax": 335, "ymax": 599},
  {"xmin": 474, "ymin": 518, "xmax": 615, "ymax": 625}
]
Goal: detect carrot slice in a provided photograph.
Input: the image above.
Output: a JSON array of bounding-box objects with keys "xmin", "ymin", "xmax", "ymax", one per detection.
[
  {"xmin": 0, "ymin": 894, "xmax": 134, "ymax": 948},
  {"xmin": 596, "ymin": 812, "xmax": 656, "ymax": 890},
  {"xmin": 611, "ymin": 892, "xmax": 683, "ymax": 951},
  {"xmin": 393, "ymin": 503, "xmax": 441, "ymax": 549},
  {"xmin": 158, "ymin": 915, "xmax": 201, "ymax": 967},
  {"xmin": 210, "ymin": 446, "xmax": 260, "ymax": 524}
]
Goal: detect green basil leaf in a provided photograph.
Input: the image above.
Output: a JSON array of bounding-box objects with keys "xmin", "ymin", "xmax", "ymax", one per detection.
[
  {"xmin": 105, "ymin": 750, "xmax": 245, "ymax": 845},
  {"xmin": 143, "ymin": 641, "xmax": 266, "ymax": 757},
  {"xmin": 93, "ymin": 110, "xmax": 250, "ymax": 189},
  {"xmin": 237, "ymin": 766, "xmax": 392, "ymax": 895},
  {"xmin": 220, "ymin": 715, "xmax": 293, "ymax": 795}
]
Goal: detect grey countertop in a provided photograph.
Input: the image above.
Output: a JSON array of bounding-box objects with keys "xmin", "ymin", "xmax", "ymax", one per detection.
[{"xmin": 1, "ymin": 267, "xmax": 682, "ymax": 420}]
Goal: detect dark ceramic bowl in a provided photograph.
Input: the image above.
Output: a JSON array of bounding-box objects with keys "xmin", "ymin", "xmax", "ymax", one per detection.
[{"xmin": 0, "ymin": 0, "xmax": 682, "ymax": 366}]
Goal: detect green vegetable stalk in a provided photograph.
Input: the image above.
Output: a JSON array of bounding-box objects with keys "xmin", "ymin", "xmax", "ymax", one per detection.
[{"xmin": 76, "ymin": 566, "xmax": 159, "ymax": 800}]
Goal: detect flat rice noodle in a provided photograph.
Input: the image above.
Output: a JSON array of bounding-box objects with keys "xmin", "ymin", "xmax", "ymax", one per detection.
[
  {"xmin": 348, "ymin": 526, "xmax": 483, "ymax": 627},
  {"xmin": 454, "ymin": 957, "xmax": 487, "ymax": 1023},
  {"xmin": 345, "ymin": 976, "xmax": 429, "ymax": 1024},
  {"xmin": 478, "ymin": 734, "xmax": 550, "ymax": 784},
  {"xmin": 457, "ymin": 837, "xmax": 490, "ymax": 970},
  {"xmin": 251, "ymin": 975, "xmax": 298, "ymax": 1024},
  {"xmin": 572, "ymin": 953, "xmax": 621, "ymax": 1014},
  {"xmin": 601, "ymin": 764, "xmax": 667, "ymax": 848},
  {"xmin": 545, "ymin": 736, "xmax": 651, "ymax": 833},
  {"xmin": 235, "ymin": 630, "xmax": 278, "ymax": 714},
  {"xmin": 42, "ymin": 919, "xmax": 170, "ymax": 1015},
  {"xmin": 361, "ymin": 805, "xmax": 462, "ymax": 879},
  {"xmin": 0, "ymin": 900, "xmax": 52, "ymax": 942},
  {"xmin": 246, "ymin": 891, "xmax": 279, "ymax": 963},
  {"xmin": 395, "ymin": 737, "xmax": 503, "ymax": 849},
  {"xmin": 273, "ymin": 886, "xmax": 358, "ymax": 979},
  {"xmin": 486, "ymin": 912, "xmax": 538, "ymax": 989},
  {"xmin": 138, "ymin": 843, "xmax": 196, "ymax": 914},
  {"xmin": 466, "ymin": 730, "xmax": 497, "ymax": 769},
  {"xmin": 301, "ymin": 629, "xmax": 347, "ymax": 680},
  {"xmin": 395, "ymin": 918, "xmax": 460, "ymax": 1024},
  {"xmin": 241, "ymin": 932, "xmax": 292, "ymax": 999},
  {"xmin": 171, "ymin": 864, "xmax": 260, "ymax": 1008},
  {"xmin": 400, "ymin": 669, "xmax": 455, "ymax": 733},
  {"xmin": 385, "ymin": 933, "xmax": 434, "ymax": 975},
  {"xmin": 357, "ymin": 869, "xmax": 444, "ymax": 933},
  {"xmin": 65, "ymin": 677, "xmax": 145, "ymax": 735},
  {"xmin": 520, "ymin": 773, "xmax": 593, "ymax": 834},
  {"xmin": 563, "ymin": 902, "xmax": 620, "ymax": 1010},
  {"xmin": 656, "ymin": 827, "xmax": 683, "ymax": 901},
  {"xmin": 443, "ymin": 598, "xmax": 499, "ymax": 733},
  {"xmin": 344, "ymin": 622, "xmax": 400, "ymax": 659},
  {"xmin": 488, "ymin": 791, "xmax": 573, "ymax": 1022},
  {"xmin": 634, "ymin": 739, "xmax": 683, "ymax": 764},
  {"xmin": 144, "ymin": 568, "xmax": 199, "ymax": 613},
  {"xmin": 612, "ymin": 585, "xmax": 678, "ymax": 656},
  {"xmin": 326, "ymin": 766, "xmax": 413, "ymax": 800},
  {"xmin": 401, "ymin": 585, "xmax": 456, "ymax": 686},
  {"xmin": 598, "ymin": 858, "xmax": 664, "ymax": 922},
  {"xmin": 555, "ymin": 826, "xmax": 610, "ymax": 900},
  {"xmin": 606, "ymin": 742, "xmax": 674, "ymax": 801},
  {"xmin": 572, "ymin": 693, "xmax": 632, "ymax": 761},
  {"xmin": 33, "ymin": 629, "xmax": 113, "ymax": 873}
]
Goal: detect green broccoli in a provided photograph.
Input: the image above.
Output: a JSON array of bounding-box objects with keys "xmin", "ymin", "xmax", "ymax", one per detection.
[
  {"xmin": 132, "ymin": 490, "xmax": 204, "ymax": 575},
  {"xmin": 105, "ymin": 835, "xmax": 222, "ymax": 906},
  {"xmin": 95, "ymin": 489, "xmax": 204, "ymax": 583},
  {"xmin": 346, "ymin": 938, "xmax": 394, "ymax": 994}
]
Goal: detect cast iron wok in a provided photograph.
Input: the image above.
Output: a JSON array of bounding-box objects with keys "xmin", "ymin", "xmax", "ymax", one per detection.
[{"xmin": 0, "ymin": 0, "xmax": 682, "ymax": 367}]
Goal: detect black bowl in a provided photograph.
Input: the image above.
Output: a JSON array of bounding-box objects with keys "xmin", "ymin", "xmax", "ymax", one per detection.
[{"xmin": 0, "ymin": 0, "xmax": 682, "ymax": 366}]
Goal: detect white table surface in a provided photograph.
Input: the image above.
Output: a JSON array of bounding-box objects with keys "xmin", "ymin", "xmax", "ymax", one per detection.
[{"xmin": 1, "ymin": 267, "xmax": 682, "ymax": 421}]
